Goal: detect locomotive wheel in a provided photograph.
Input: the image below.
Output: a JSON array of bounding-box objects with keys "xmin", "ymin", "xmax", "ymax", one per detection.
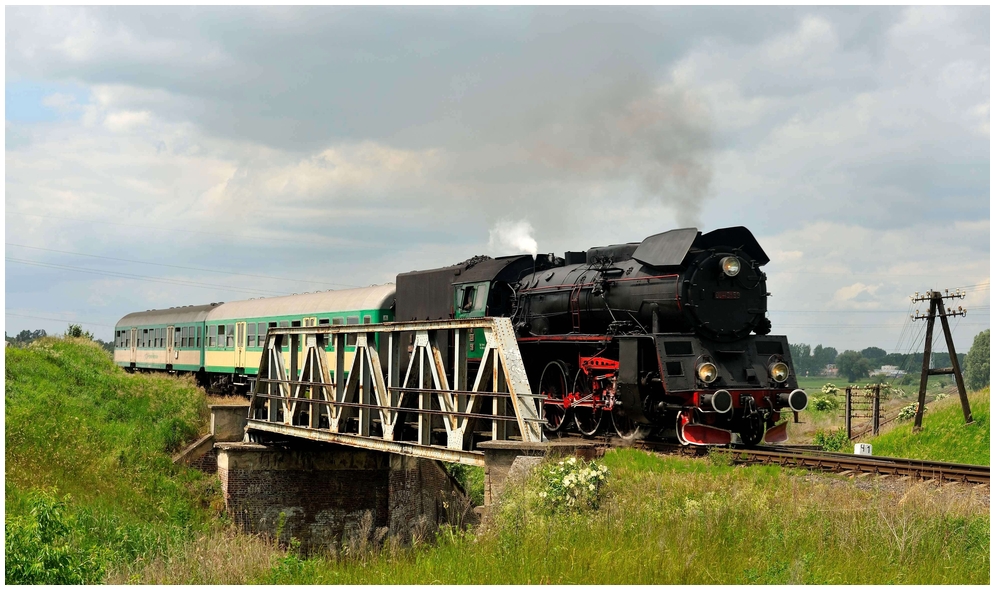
[
  {"xmin": 572, "ymin": 369, "xmax": 603, "ymax": 436},
  {"xmin": 612, "ymin": 409, "xmax": 653, "ymax": 442},
  {"xmin": 539, "ymin": 361, "xmax": 571, "ymax": 433}
]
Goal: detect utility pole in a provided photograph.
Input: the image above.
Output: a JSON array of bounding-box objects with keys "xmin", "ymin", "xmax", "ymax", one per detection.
[{"xmin": 910, "ymin": 289, "xmax": 971, "ymax": 431}]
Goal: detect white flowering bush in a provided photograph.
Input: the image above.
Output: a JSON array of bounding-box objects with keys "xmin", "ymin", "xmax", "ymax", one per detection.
[
  {"xmin": 898, "ymin": 402, "xmax": 926, "ymax": 421},
  {"xmin": 537, "ymin": 456, "xmax": 610, "ymax": 511},
  {"xmin": 821, "ymin": 383, "xmax": 839, "ymax": 396}
]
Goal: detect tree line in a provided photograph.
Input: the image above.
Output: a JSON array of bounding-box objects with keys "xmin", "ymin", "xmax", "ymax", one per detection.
[
  {"xmin": 5, "ymin": 326, "xmax": 115, "ymax": 354},
  {"xmin": 790, "ymin": 329, "xmax": 988, "ymax": 390}
]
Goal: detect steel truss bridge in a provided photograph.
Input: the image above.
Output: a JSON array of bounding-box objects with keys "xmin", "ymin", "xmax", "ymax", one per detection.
[{"xmin": 247, "ymin": 318, "xmax": 545, "ymax": 466}]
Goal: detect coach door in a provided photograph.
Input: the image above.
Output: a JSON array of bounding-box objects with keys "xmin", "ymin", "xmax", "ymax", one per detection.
[
  {"xmin": 235, "ymin": 321, "xmax": 247, "ymax": 369},
  {"xmin": 130, "ymin": 327, "xmax": 137, "ymax": 364},
  {"xmin": 166, "ymin": 325, "xmax": 175, "ymax": 367}
]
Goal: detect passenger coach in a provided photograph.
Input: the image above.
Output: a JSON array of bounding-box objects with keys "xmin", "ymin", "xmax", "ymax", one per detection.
[{"xmin": 114, "ymin": 285, "xmax": 396, "ymax": 393}]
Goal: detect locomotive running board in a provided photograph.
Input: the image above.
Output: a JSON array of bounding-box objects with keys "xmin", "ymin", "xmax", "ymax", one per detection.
[{"xmin": 681, "ymin": 423, "xmax": 733, "ymax": 446}]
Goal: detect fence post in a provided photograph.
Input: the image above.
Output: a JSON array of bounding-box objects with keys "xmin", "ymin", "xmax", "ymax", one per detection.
[
  {"xmin": 872, "ymin": 385, "xmax": 881, "ymax": 436},
  {"xmin": 845, "ymin": 386, "xmax": 852, "ymax": 440}
]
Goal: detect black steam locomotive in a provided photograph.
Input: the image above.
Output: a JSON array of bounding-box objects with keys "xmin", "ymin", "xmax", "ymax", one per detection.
[{"xmin": 395, "ymin": 226, "xmax": 807, "ymax": 446}]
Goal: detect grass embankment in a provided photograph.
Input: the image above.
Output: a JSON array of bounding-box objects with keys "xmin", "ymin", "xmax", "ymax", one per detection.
[
  {"xmin": 6, "ymin": 339, "xmax": 989, "ymax": 584},
  {"xmin": 868, "ymin": 388, "xmax": 990, "ymax": 465},
  {"xmin": 3, "ymin": 337, "xmax": 258, "ymax": 583},
  {"xmin": 252, "ymin": 450, "xmax": 988, "ymax": 585}
]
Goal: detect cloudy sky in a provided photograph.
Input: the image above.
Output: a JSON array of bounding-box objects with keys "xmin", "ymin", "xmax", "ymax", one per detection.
[{"xmin": 5, "ymin": 6, "xmax": 990, "ymax": 357}]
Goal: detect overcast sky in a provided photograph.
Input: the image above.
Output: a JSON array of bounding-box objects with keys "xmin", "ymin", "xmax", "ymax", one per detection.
[{"xmin": 5, "ymin": 6, "xmax": 990, "ymax": 357}]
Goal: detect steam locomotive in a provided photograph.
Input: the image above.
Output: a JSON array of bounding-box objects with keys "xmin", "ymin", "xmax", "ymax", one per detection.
[
  {"xmin": 115, "ymin": 225, "xmax": 806, "ymax": 446},
  {"xmin": 396, "ymin": 226, "xmax": 807, "ymax": 446}
]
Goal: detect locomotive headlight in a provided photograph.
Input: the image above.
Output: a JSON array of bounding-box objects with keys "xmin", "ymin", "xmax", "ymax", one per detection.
[
  {"xmin": 697, "ymin": 362, "xmax": 719, "ymax": 384},
  {"xmin": 769, "ymin": 361, "xmax": 789, "ymax": 383},
  {"xmin": 720, "ymin": 256, "xmax": 741, "ymax": 277}
]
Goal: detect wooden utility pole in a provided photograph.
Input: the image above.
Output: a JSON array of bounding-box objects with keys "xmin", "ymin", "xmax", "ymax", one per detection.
[{"xmin": 911, "ymin": 290, "xmax": 971, "ymax": 431}]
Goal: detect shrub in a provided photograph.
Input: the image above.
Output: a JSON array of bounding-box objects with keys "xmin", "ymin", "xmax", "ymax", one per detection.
[
  {"xmin": 5, "ymin": 491, "xmax": 107, "ymax": 584},
  {"xmin": 811, "ymin": 396, "xmax": 839, "ymax": 412},
  {"xmin": 821, "ymin": 383, "xmax": 839, "ymax": 396},
  {"xmin": 536, "ymin": 457, "xmax": 609, "ymax": 511},
  {"xmin": 898, "ymin": 403, "xmax": 926, "ymax": 422},
  {"xmin": 813, "ymin": 428, "xmax": 850, "ymax": 452}
]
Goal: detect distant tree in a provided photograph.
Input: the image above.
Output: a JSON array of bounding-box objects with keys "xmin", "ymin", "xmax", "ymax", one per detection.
[
  {"xmin": 964, "ymin": 330, "xmax": 990, "ymax": 391},
  {"xmin": 860, "ymin": 346, "xmax": 887, "ymax": 360},
  {"xmin": 859, "ymin": 346, "xmax": 887, "ymax": 369},
  {"xmin": 7, "ymin": 329, "xmax": 47, "ymax": 346},
  {"xmin": 812, "ymin": 345, "xmax": 838, "ymax": 374},
  {"xmin": 789, "ymin": 343, "xmax": 812, "ymax": 375},
  {"xmin": 835, "ymin": 350, "xmax": 870, "ymax": 383},
  {"xmin": 64, "ymin": 324, "xmax": 93, "ymax": 340}
]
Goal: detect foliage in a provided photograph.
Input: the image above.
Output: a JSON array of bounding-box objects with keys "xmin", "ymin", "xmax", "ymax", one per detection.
[
  {"xmin": 860, "ymin": 346, "xmax": 887, "ymax": 365},
  {"xmin": 5, "ymin": 337, "xmax": 215, "ymax": 583},
  {"xmin": 821, "ymin": 383, "xmax": 839, "ymax": 396},
  {"xmin": 444, "ymin": 463, "xmax": 485, "ymax": 506},
  {"xmin": 65, "ymin": 323, "xmax": 94, "ymax": 340},
  {"xmin": 964, "ymin": 329, "xmax": 990, "ymax": 391},
  {"xmin": 536, "ymin": 456, "xmax": 610, "ymax": 511},
  {"xmin": 5, "ymin": 329, "xmax": 48, "ymax": 347},
  {"xmin": 789, "ymin": 343, "xmax": 838, "ymax": 376},
  {"xmin": 835, "ymin": 350, "xmax": 870, "ymax": 382},
  {"xmin": 897, "ymin": 402, "xmax": 925, "ymax": 422},
  {"xmin": 813, "ymin": 428, "xmax": 850, "ymax": 452},
  {"xmin": 5, "ymin": 491, "xmax": 106, "ymax": 584},
  {"xmin": 811, "ymin": 396, "xmax": 840, "ymax": 412}
]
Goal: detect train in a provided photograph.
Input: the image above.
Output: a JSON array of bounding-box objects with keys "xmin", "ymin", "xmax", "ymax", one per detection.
[{"xmin": 114, "ymin": 225, "xmax": 807, "ymax": 446}]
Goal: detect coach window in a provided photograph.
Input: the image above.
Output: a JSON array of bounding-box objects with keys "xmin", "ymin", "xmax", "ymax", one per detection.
[
  {"xmin": 197, "ymin": 326, "xmax": 202, "ymax": 348},
  {"xmin": 279, "ymin": 321, "xmax": 289, "ymax": 350},
  {"xmin": 258, "ymin": 323, "xmax": 268, "ymax": 347},
  {"xmin": 291, "ymin": 320, "xmax": 301, "ymax": 328},
  {"xmin": 247, "ymin": 322, "xmax": 256, "ymax": 347},
  {"xmin": 175, "ymin": 327, "xmax": 181, "ymax": 347},
  {"xmin": 330, "ymin": 317, "xmax": 344, "ymax": 350},
  {"xmin": 226, "ymin": 324, "xmax": 235, "ymax": 348},
  {"xmin": 210, "ymin": 326, "xmax": 217, "ymax": 348},
  {"xmin": 346, "ymin": 316, "xmax": 359, "ymax": 346}
]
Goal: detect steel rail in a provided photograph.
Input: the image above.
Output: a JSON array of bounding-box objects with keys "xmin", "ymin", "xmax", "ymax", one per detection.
[{"xmin": 705, "ymin": 445, "xmax": 987, "ymax": 484}]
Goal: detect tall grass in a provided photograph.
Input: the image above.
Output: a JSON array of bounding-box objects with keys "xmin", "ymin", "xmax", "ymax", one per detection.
[
  {"xmin": 5, "ymin": 338, "xmax": 218, "ymax": 583},
  {"xmin": 869, "ymin": 388, "xmax": 989, "ymax": 465},
  {"xmin": 255, "ymin": 450, "xmax": 989, "ymax": 585}
]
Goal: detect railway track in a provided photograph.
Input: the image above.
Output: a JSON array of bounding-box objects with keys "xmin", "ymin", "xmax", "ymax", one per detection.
[{"xmin": 632, "ymin": 440, "xmax": 990, "ymax": 485}]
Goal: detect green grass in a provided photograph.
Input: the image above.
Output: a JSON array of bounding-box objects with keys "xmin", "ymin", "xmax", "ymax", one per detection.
[
  {"xmin": 5, "ymin": 337, "xmax": 218, "ymax": 583},
  {"xmin": 251, "ymin": 450, "xmax": 988, "ymax": 585},
  {"xmin": 868, "ymin": 388, "xmax": 990, "ymax": 465}
]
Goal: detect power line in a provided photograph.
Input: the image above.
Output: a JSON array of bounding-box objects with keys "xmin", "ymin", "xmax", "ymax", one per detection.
[
  {"xmin": 6, "ymin": 257, "xmax": 291, "ymax": 297},
  {"xmin": 5, "ymin": 312, "xmax": 117, "ymax": 329},
  {"xmin": 6, "ymin": 211, "xmax": 355, "ymax": 252},
  {"xmin": 5, "ymin": 242, "xmax": 358, "ymax": 288}
]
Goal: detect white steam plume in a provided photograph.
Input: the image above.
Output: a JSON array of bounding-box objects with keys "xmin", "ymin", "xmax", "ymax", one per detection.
[{"xmin": 488, "ymin": 219, "xmax": 538, "ymax": 257}]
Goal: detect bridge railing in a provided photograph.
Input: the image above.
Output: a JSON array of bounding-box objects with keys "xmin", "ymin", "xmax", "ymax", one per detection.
[{"xmin": 246, "ymin": 317, "xmax": 545, "ymax": 465}]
